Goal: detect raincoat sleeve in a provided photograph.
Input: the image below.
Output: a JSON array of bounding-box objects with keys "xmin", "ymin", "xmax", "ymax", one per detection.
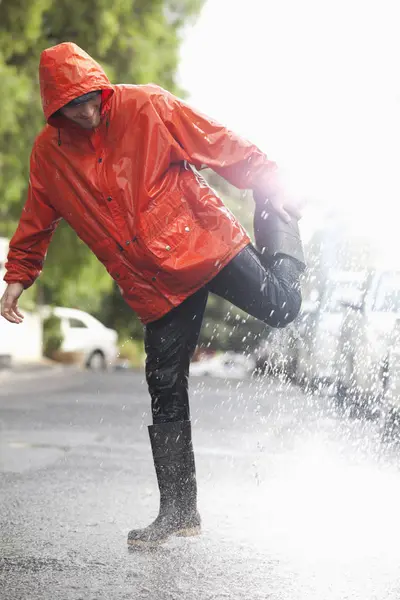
[
  {"xmin": 153, "ymin": 87, "xmax": 280, "ymax": 195},
  {"xmin": 4, "ymin": 149, "xmax": 62, "ymax": 289}
]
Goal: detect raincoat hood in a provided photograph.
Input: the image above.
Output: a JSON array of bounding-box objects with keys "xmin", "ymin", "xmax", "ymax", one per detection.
[{"xmin": 39, "ymin": 42, "xmax": 114, "ymax": 127}]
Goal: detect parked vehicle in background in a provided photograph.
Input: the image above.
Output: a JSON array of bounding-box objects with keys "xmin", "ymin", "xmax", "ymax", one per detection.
[
  {"xmin": 41, "ymin": 306, "xmax": 118, "ymax": 370},
  {"xmin": 254, "ymin": 270, "xmax": 368, "ymax": 389},
  {"xmin": 336, "ymin": 270, "xmax": 400, "ymax": 410},
  {"xmin": 190, "ymin": 351, "xmax": 255, "ymax": 379},
  {"xmin": 295, "ymin": 270, "xmax": 369, "ymax": 389}
]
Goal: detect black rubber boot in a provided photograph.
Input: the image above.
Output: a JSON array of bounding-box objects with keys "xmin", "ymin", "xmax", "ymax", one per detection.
[
  {"xmin": 127, "ymin": 421, "xmax": 201, "ymax": 548},
  {"xmin": 253, "ymin": 194, "xmax": 306, "ymax": 271}
]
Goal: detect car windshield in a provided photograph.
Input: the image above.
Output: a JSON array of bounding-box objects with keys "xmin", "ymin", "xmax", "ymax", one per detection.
[{"xmin": 373, "ymin": 273, "xmax": 400, "ymax": 313}]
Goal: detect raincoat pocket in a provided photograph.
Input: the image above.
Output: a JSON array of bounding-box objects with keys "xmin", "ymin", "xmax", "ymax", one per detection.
[{"xmin": 146, "ymin": 211, "xmax": 200, "ymax": 263}]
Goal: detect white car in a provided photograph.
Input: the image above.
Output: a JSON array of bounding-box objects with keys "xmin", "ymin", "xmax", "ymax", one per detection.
[
  {"xmin": 44, "ymin": 306, "xmax": 118, "ymax": 370},
  {"xmin": 336, "ymin": 270, "xmax": 400, "ymax": 406},
  {"xmin": 190, "ymin": 352, "xmax": 255, "ymax": 379}
]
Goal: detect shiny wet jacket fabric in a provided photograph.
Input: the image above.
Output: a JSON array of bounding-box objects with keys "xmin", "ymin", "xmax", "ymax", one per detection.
[{"xmin": 5, "ymin": 42, "xmax": 279, "ymax": 324}]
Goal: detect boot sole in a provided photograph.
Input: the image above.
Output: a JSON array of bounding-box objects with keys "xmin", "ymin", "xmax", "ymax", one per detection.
[
  {"xmin": 174, "ymin": 525, "xmax": 201, "ymax": 538},
  {"xmin": 127, "ymin": 526, "xmax": 201, "ymax": 548},
  {"xmin": 127, "ymin": 537, "xmax": 166, "ymax": 549}
]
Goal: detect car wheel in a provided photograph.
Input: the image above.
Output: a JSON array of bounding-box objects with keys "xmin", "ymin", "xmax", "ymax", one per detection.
[{"xmin": 87, "ymin": 350, "xmax": 107, "ymax": 371}]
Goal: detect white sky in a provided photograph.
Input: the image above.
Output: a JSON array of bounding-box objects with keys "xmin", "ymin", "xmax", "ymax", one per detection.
[{"xmin": 178, "ymin": 0, "xmax": 400, "ymax": 255}]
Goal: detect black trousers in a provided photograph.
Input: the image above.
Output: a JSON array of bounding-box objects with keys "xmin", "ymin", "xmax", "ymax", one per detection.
[{"xmin": 145, "ymin": 244, "xmax": 302, "ymax": 424}]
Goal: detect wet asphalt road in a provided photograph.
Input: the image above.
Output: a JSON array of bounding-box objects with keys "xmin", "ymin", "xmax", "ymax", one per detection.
[{"xmin": 2, "ymin": 368, "xmax": 400, "ymax": 600}]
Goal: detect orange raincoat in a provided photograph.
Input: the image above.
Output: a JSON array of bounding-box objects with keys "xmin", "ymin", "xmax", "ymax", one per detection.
[{"xmin": 5, "ymin": 43, "xmax": 279, "ymax": 324}]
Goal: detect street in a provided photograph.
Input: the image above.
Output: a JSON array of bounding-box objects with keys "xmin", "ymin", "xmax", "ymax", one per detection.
[{"xmin": 2, "ymin": 369, "xmax": 400, "ymax": 600}]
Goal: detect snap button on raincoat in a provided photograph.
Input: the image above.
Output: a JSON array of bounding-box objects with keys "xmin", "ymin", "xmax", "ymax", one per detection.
[{"xmin": 5, "ymin": 42, "xmax": 279, "ymax": 324}]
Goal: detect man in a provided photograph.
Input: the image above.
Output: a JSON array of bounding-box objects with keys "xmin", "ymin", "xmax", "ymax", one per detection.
[{"xmin": 1, "ymin": 42, "xmax": 305, "ymax": 547}]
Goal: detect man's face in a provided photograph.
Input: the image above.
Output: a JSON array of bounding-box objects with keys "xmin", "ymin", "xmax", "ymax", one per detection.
[{"xmin": 60, "ymin": 93, "xmax": 102, "ymax": 129}]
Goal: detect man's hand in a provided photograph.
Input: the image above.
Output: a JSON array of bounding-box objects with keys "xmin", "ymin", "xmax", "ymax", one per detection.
[
  {"xmin": 1, "ymin": 283, "xmax": 25, "ymax": 324},
  {"xmin": 254, "ymin": 174, "xmax": 305, "ymax": 223},
  {"xmin": 268, "ymin": 194, "xmax": 303, "ymax": 224}
]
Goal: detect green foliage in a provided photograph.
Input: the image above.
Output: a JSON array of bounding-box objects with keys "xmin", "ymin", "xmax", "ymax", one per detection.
[
  {"xmin": 95, "ymin": 280, "xmax": 145, "ymax": 342},
  {"xmin": 41, "ymin": 225, "xmax": 114, "ymax": 313},
  {"xmin": 118, "ymin": 337, "xmax": 146, "ymax": 367},
  {"xmin": 18, "ymin": 284, "xmax": 38, "ymax": 312},
  {"xmin": 42, "ymin": 313, "xmax": 63, "ymax": 357}
]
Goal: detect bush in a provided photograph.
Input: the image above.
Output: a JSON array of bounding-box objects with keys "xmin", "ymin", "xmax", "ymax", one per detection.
[
  {"xmin": 118, "ymin": 338, "xmax": 145, "ymax": 368},
  {"xmin": 43, "ymin": 313, "xmax": 64, "ymax": 358}
]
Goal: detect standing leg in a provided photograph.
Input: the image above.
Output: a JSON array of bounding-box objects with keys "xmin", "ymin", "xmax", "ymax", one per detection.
[
  {"xmin": 128, "ymin": 288, "xmax": 208, "ymax": 547},
  {"xmin": 145, "ymin": 288, "xmax": 208, "ymax": 424}
]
